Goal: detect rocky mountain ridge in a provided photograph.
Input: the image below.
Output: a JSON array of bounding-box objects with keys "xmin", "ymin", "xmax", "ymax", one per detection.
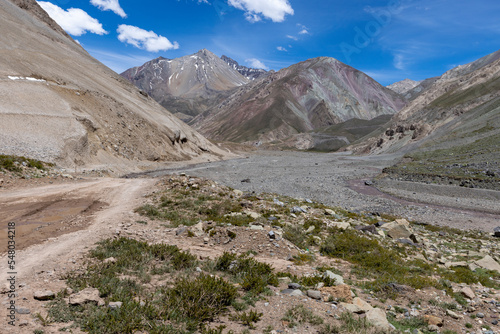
[
  {"xmin": 221, "ymin": 55, "xmax": 269, "ymax": 80},
  {"xmin": 191, "ymin": 56, "xmax": 405, "ymax": 148},
  {"xmin": 386, "ymin": 78, "xmax": 421, "ymax": 95},
  {"xmin": 121, "ymin": 49, "xmax": 249, "ymax": 122}
]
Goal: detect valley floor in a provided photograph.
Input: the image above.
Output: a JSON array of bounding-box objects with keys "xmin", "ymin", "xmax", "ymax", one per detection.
[{"xmin": 141, "ymin": 150, "xmax": 500, "ymax": 232}]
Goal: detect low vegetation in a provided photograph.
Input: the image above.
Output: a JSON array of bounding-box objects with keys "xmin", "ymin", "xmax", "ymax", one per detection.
[
  {"xmin": 0, "ymin": 154, "xmax": 50, "ymax": 172},
  {"xmin": 43, "ymin": 175, "xmax": 499, "ymax": 333}
]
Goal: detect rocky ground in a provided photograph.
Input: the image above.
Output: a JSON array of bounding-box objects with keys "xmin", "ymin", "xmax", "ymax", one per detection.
[
  {"xmin": 141, "ymin": 150, "xmax": 500, "ymax": 232},
  {"xmin": 0, "ymin": 152, "xmax": 499, "ymax": 334},
  {"xmin": 0, "ymin": 170, "xmax": 498, "ymax": 334}
]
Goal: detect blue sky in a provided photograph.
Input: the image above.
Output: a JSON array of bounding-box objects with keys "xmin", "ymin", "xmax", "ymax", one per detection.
[{"xmin": 37, "ymin": 0, "xmax": 500, "ymax": 85}]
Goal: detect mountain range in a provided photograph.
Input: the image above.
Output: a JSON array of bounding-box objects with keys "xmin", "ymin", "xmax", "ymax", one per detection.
[
  {"xmin": 122, "ymin": 53, "xmax": 405, "ymax": 150},
  {"xmin": 1, "ymin": 0, "xmax": 499, "ymax": 185}
]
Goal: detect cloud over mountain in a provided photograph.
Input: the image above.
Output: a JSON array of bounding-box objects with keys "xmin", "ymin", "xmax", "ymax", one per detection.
[
  {"xmin": 90, "ymin": 0, "xmax": 127, "ymax": 18},
  {"xmin": 37, "ymin": 1, "xmax": 107, "ymax": 36},
  {"xmin": 117, "ymin": 24, "xmax": 179, "ymax": 52},
  {"xmin": 228, "ymin": 0, "xmax": 294, "ymax": 23}
]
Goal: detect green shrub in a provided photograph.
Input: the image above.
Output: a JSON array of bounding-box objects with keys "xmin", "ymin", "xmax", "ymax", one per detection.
[
  {"xmin": 215, "ymin": 252, "xmax": 278, "ymax": 294},
  {"xmin": 230, "ymin": 310, "xmax": 263, "ymax": 329},
  {"xmin": 282, "ymin": 304, "xmax": 323, "ymax": 327},
  {"xmin": 160, "ymin": 274, "xmax": 237, "ymax": 323}
]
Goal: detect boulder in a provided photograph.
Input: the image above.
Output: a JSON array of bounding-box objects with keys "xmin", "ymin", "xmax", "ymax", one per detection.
[
  {"xmin": 475, "ymin": 255, "xmax": 500, "ymax": 273},
  {"xmin": 33, "ymin": 290, "xmax": 55, "ymax": 301},
  {"xmin": 329, "ymin": 221, "xmax": 350, "ymax": 230},
  {"xmin": 340, "ymin": 302, "xmax": 364, "ymax": 314},
  {"xmin": 355, "ymin": 225, "xmax": 377, "ymax": 234},
  {"xmin": 352, "ymin": 297, "xmax": 373, "ymax": 313},
  {"xmin": 423, "ymin": 315, "xmax": 443, "ymax": 327},
  {"xmin": 446, "ymin": 309, "xmax": 462, "ymax": 319},
  {"xmin": 69, "ymin": 288, "xmax": 105, "ymax": 306},
  {"xmin": 386, "ymin": 224, "xmax": 413, "ymax": 239},
  {"xmin": 324, "ymin": 209, "xmax": 336, "ymax": 216},
  {"xmin": 366, "ymin": 308, "xmax": 393, "ymax": 332},
  {"xmin": 323, "ymin": 270, "xmax": 344, "ymax": 285},
  {"xmin": 460, "ymin": 287, "xmax": 475, "ymax": 299},
  {"xmin": 307, "ymin": 290, "xmax": 322, "ymax": 300}
]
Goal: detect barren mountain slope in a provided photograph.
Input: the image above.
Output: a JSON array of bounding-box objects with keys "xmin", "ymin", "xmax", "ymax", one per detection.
[
  {"xmin": 0, "ymin": 0, "xmax": 226, "ymax": 172},
  {"xmin": 121, "ymin": 50, "xmax": 249, "ymax": 122},
  {"xmin": 352, "ymin": 50, "xmax": 500, "ymax": 190},
  {"xmin": 192, "ymin": 57, "xmax": 405, "ymax": 145},
  {"xmin": 386, "ymin": 78, "xmax": 421, "ymax": 95}
]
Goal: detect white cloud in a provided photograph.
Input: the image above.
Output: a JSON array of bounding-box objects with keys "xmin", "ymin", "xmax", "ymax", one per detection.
[
  {"xmin": 246, "ymin": 58, "xmax": 269, "ymax": 70},
  {"xmin": 277, "ymin": 46, "xmax": 287, "ymax": 51},
  {"xmin": 393, "ymin": 54, "xmax": 405, "ymax": 70},
  {"xmin": 117, "ymin": 25, "xmax": 179, "ymax": 52},
  {"xmin": 37, "ymin": 1, "xmax": 107, "ymax": 36},
  {"xmin": 90, "ymin": 0, "xmax": 127, "ymax": 18},
  {"xmin": 286, "ymin": 35, "xmax": 298, "ymax": 40},
  {"xmin": 228, "ymin": 0, "xmax": 294, "ymax": 23},
  {"xmin": 297, "ymin": 24, "xmax": 309, "ymax": 35}
]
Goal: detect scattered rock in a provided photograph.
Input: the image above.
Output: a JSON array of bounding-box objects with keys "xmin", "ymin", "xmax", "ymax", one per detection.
[
  {"xmin": 460, "ymin": 287, "xmax": 475, "ymax": 299},
  {"xmin": 290, "ymin": 289, "xmax": 304, "ymax": 297},
  {"xmin": 241, "ymin": 179, "xmax": 251, "ymax": 183},
  {"xmin": 494, "ymin": 226, "xmax": 500, "ymax": 237},
  {"xmin": 323, "ymin": 270, "xmax": 344, "ymax": 285},
  {"xmin": 352, "ymin": 297, "xmax": 373, "ymax": 313},
  {"xmin": 324, "ymin": 209, "xmax": 336, "ymax": 216},
  {"xmin": 328, "ymin": 221, "xmax": 350, "ymax": 230},
  {"xmin": 69, "ymin": 288, "xmax": 105, "ymax": 306},
  {"xmin": 475, "ymin": 255, "xmax": 500, "ymax": 273},
  {"xmin": 288, "ymin": 283, "xmax": 302, "ymax": 290},
  {"xmin": 355, "ymin": 225, "xmax": 377, "ymax": 234},
  {"xmin": 16, "ymin": 308, "xmax": 30, "ymax": 314},
  {"xmin": 245, "ymin": 211, "xmax": 261, "ymax": 219},
  {"xmin": 428, "ymin": 324, "xmax": 439, "ymax": 332},
  {"xmin": 268, "ymin": 231, "xmax": 276, "ymax": 239},
  {"xmin": 233, "ymin": 189, "xmax": 243, "ymax": 196},
  {"xmin": 423, "ymin": 315, "xmax": 443, "ymax": 327},
  {"xmin": 103, "ymin": 257, "xmax": 117, "ymax": 264},
  {"xmin": 386, "ymin": 224, "xmax": 413, "ymax": 239},
  {"xmin": 108, "ymin": 301, "xmax": 123, "ymax": 309},
  {"xmin": 19, "ymin": 320, "xmax": 29, "ymax": 327},
  {"xmin": 291, "ymin": 206, "xmax": 307, "ymax": 214},
  {"xmin": 340, "ymin": 302, "xmax": 364, "ymax": 314},
  {"xmin": 307, "ymin": 290, "xmax": 322, "ymax": 300},
  {"xmin": 446, "ymin": 309, "xmax": 462, "ymax": 319},
  {"xmin": 33, "ymin": 290, "xmax": 55, "ymax": 301},
  {"xmin": 366, "ymin": 308, "xmax": 392, "ymax": 332},
  {"xmin": 175, "ymin": 226, "xmax": 187, "ymax": 236}
]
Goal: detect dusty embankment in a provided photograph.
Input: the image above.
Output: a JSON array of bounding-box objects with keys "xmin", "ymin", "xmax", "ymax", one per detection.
[{"xmin": 141, "ymin": 150, "xmax": 500, "ymax": 232}]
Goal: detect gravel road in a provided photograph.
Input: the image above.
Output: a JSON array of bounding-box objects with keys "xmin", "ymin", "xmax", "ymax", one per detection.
[{"xmin": 140, "ymin": 150, "xmax": 500, "ymax": 232}]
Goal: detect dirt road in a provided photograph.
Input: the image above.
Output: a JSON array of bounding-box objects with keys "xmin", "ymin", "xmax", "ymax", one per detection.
[{"xmin": 0, "ymin": 177, "xmax": 155, "ymax": 332}]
